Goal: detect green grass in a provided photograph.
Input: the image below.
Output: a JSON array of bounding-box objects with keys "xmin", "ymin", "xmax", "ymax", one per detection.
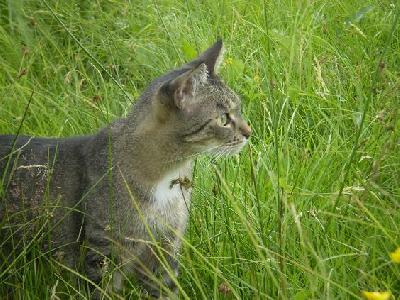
[{"xmin": 1, "ymin": 0, "xmax": 399, "ymax": 299}]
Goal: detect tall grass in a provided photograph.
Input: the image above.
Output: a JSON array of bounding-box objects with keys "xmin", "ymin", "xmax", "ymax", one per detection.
[{"xmin": 0, "ymin": 0, "xmax": 399, "ymax": 299}]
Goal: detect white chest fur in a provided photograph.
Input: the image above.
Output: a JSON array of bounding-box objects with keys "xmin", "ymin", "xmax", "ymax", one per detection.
[
  {"xmin": 150, "ymin": 164, "xmax": 192, "ymax": 230},
  {"xmin": 153, "ymin": 168, "xmax": 185, "ymax": 208},
  {"xmin": 153, "ymin": 166, "xmax": 191, "ymax": 212}
]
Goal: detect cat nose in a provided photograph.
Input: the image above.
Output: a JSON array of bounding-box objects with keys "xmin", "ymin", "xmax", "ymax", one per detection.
[{"xmin": 240, "ymin": 123, "xmax": 252, "ymax": 139}]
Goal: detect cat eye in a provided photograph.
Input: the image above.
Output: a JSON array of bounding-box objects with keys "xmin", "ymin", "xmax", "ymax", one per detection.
[{"xmin": 219, "ymin": 113, "xmax": 231, "ymax": 126}]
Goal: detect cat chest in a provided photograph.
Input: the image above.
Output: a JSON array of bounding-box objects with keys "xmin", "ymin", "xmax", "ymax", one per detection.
[
  {"xmin": 149, "ymin": 170, "xmax": 192, "ymax": 229},
  {"xmin": 153, "ymin": 177, "xmax": 191, "ymax": 206}
]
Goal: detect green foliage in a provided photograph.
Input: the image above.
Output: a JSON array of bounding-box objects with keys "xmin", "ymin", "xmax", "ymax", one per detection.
[{"xmin": 0, "ymin": 0, "xmax": 399, "ymax": 299}]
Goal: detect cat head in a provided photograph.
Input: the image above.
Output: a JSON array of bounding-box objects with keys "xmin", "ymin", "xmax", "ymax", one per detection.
[{"xmin": 137, "ymin": 40, "xmax": 251, "ymax": 157}]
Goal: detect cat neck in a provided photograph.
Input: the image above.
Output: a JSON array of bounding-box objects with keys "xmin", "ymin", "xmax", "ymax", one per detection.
[{"xmin": 110, "ymin": 119, "xmax": 193, "ymax": 189}]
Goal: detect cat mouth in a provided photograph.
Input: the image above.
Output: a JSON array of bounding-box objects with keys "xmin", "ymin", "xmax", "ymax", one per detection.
[
  {"xmin": 210, "ymin": 140, "xmax": 248, "ymax": 156},
  {"xmin": 226, "ymin": 140, "xmax": 248, "ymax": 154}
]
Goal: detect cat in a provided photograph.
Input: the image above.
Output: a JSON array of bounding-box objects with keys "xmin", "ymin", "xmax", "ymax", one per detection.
[{"xmin": 0, "ymin": 40, "xmax": 251, "ymax": 298}]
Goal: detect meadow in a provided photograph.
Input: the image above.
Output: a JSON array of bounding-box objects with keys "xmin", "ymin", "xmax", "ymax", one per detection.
[{"xmin": 0, "ymin": 0, "xmax": 399, "ymax": 299}]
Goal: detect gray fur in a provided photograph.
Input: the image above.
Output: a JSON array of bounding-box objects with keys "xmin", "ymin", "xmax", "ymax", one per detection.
[{"xmin": 0, "ymin": 40, "xmax": 251, "ymax": 298}]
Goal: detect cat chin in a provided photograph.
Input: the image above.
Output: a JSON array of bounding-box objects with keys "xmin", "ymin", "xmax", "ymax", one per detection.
[
  {"xmin": 226, "ymin": 140, "xmax": 248, "ymax": 155},
  {"xmin": 207, "ymin": 140, "xmax": 248, "ymax": 157}
]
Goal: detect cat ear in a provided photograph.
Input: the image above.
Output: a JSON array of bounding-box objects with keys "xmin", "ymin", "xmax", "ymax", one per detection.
[
  {"xmin": 160, "ymin": 63, "xmax": 208, "ymax": 111},
  {"xmin": 187, "ymin": 39, "xmax": 224, "ymax": 76}
]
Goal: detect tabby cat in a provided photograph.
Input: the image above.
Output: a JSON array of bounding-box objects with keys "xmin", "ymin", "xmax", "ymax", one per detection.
[{"xmin": 0, "ymin": 40, "xmax": 251, "ymax": 298}]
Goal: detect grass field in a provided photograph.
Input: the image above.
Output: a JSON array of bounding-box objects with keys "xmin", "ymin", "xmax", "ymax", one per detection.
[{"xmin": 0, "ymin": 0, "xmax": 399, "ymax": 299}]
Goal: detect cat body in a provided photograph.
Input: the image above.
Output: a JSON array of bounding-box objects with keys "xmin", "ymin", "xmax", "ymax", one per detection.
[{"xmin": 0, "ymin": 40, "xmax": 251, "ymax": 297}]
